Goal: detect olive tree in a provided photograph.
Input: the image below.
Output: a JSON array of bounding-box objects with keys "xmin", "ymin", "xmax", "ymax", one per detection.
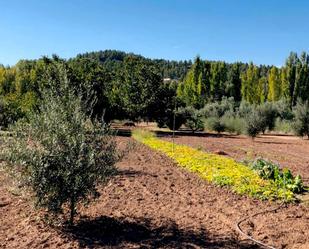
[
  {"xmin": 176, "ymin": 106, "xmax": 204, "ymax": 133},
  {"xmin": 8, "ymin": 66, "xmax": 119, "ymax": 225},
  {"xmin": 293, "ymin": 100, "xmax": 309, "ymax": 139},
  {"xmin": 245, "ymin": 110, "xmax": 266, "ymax": 139}
]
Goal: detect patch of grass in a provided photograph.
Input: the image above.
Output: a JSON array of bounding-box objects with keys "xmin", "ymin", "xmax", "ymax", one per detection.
[{"xmin": 132, "ymin": 129, "xmax": 299, "ymax": 202}]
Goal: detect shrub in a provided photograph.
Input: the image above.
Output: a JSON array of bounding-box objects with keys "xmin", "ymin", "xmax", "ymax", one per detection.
[
  {"xmin": 238, "ymin": 101, "xmax": 253, "ymax": 118},
  {"xmin": 221, "ymin": 116, "xmax": 246, "ymax": 135},
  {"xmin": 201, "ymin": 97, "xmax": 235, "ymax": 118},
  {"xmin": 274, "ymin": 118, "xmax": 293, "ymax": 134},
  {"xmin": 292, "ymin": 100, "xmax": 309, "ymax": 139},
  {"xmin": 0, "ymin": 99, "xmax": 9, "ymax": 128},
  {"xmin": 7, "ymin": 68, "xmax": 119, "ymax": 225},
  {"xmin": 0, "ymin": 99, "xmax": 23, "ymax": 129},
  {"xmin": 245, "ymin": 110, "xmax": 265, "ymax": 139},
  {"xmin": 257, "ymin": 102, "xmax": 278, "ymax": 133},
  {"xmin": 178, "ymin": 106, "xmax": 204, "ymax": 133},
  {"xmin": 273, "ymin": 99, "xmax": 294, "ymax": 120},
  {"xmin": 206, "ymin": 117, "xmax": 225, "ymax": 133}
]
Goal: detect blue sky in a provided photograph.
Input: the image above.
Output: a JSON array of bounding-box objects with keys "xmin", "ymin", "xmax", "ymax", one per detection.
[{"xmin": 1, "ymin": 0, "xmax": 309, "ymax": 66}]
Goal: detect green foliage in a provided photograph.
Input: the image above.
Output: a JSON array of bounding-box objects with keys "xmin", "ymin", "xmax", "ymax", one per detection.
[
  {"xmin": 77, "ymin": 49, "xmax": 192, "ymax": 80},
  {"xmin": 221, "ymin": 116, "xmax": 246, "ymax": 135},
  {"xmin": 273, "ymin": 99, "xmax": 294, "ymax": 120},
  {"xmin": 119, "ymin": 56, "xmax": 162, "ymax": 121},
  {"xmin": 245, "ymin": 110, "xmax": 265, "ymax": 138},
  {"xmin": 201, "ymin": 97, "xmax": 235, "ymax": 118},
  {"xmin": 250, "ymin": 158, "xmax": 305, "ymax": 194},
  {"xmin": 241, "ymin": 102, "xmax": 278, "ymax": 137},
  {"xmin": 257, "ymin": 102, "xmax": 278, "ymax": 133},
  {"xmin": 268, "ymin": 66, "xmax": 282, "ymax": 101},
  {"xmin": 292, "ymin": 100, "xmax": 309, "ymax": 138},
  {"xmin": 0, "ymin": 99, "xmax": 15, "ymax": 128},
  {"xmin": 6, "ymin": 68, "xmax": 119, "ymax": 224},
  {"xmin": 210, "ymin": 61, "xmax": 227, "ymax": 101},
  {"xmin": 241, "ymin": 63, "xmax": 262, "ymax": 104},
  {"xmin": 238, "ymin": 100, "xmax": 253, "ymax": 118},
  {"xmin": 274, "ymin": 118, "xmax": 293, "ymax": 134},
  {"xmin": 178, "ymin": 106, "xmax": 205, "ymax": 132},
  {"xmin": 2, "ymin": 50, "xmax": 309, "ymax": 129},
  {"xmin": 177, "ymin": 56, "xmax": 208, "ymax": 108},
  {"xmin": 226, "ymin": 63, "xmax": 242, "ymax": 102},
  {"xmin": 205, "ymin": 117, "xmax": 226, "ymax": 133},
  {"xmin": 154, "ymin": 82, "xmax": 186, "ymax": 130},
  {"xmin": 165, "ymin": 111, "xmax": 186, "ymax": 131}
]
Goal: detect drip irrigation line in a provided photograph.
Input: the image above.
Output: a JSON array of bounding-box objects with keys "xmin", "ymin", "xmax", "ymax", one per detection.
[{"xmin": 235, "ymin": 203, "xmax": 285, "ymax": 249}]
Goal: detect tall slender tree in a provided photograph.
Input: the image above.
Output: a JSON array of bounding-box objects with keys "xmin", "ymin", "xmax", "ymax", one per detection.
[{"xmin": 267, "ymin": 66, "xmax": 281, "ymax": 101}]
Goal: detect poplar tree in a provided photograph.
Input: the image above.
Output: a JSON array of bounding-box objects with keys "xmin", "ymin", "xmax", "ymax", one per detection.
[
  {"xmin": 241, "ymin": 63, "xmax": 260, "ymax": 104},
  {"xmin": 177, "ymin": 56, "xmax": 208, "ymax": 108},
  {"xmin": 267, "ymin": 66, "xmax": 282, "ymax": 101}
]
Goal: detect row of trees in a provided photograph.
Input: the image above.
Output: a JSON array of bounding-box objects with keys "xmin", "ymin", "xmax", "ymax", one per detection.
[
  {"xmin": 169, "ymin": 97, "xmax": 309, "ymax": 139},
  {"xmin": 178, "ymin": 52, "xmax": 309, "ymax": 108}
]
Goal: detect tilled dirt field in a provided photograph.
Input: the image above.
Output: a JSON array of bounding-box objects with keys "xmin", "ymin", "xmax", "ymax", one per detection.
[{"xmin": 1, "ymin": 137, "xmax": 308, "ymax": 249}]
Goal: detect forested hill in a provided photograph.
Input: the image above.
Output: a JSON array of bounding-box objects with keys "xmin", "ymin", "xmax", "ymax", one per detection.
[{"xmin": 75, "ymin": 50, "xmax": 192, "ymax": 80}]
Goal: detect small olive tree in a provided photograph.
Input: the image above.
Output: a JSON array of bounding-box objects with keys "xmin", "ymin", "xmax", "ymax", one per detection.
[
  {"xmin": 8, "ymin": 66, "xmax": 119, "ymax": 225},
  {"xmin": 293, "ymin": 100, "xmax": 309, "ymax": 139},
  {"xmin": 257, "ymin": 102, "xmax": 278, "ymax": 133},
  {"xmin": 245, "ymin": 110, "xmax": 265, "ymax": 139},
  {"xmin": 178, "ymin": 106, "xmax": 205, "ymax": 133}
]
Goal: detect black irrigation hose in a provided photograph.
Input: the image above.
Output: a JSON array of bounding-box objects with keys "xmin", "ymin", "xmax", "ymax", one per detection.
[{"xmin": 235, "ymin": 203, "xmax": 285, "ymax": 249}]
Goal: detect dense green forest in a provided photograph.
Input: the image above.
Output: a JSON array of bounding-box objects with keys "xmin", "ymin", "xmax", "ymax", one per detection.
[{"xmin": 1, "ymin": 50, "xmax": 309, "ymax": 137}]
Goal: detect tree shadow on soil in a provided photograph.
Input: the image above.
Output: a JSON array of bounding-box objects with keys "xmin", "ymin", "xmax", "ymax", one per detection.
[
  {"xmin": 112, "ymin": 128, "xmax": 132, "ymax": 137},
  {"xmin": 155, "ymin": 130, "xmax": 242, "ymax": 139},
  {"xmin": 254, "ymin": 140, "xmax": 289, "ymax": 145},
  {"xmin": 63, "ymin": 216, "xmax": 261, "ymax": 248},
  {"xmin": 117, "ymin": 169, "xmax": 158, "ymax": 178}
]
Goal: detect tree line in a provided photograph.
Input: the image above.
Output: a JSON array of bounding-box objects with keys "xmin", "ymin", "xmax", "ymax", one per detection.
[
  {"xmin": 1, "ymin": 50, "xmax": 309, "ymax": 131},
  {"xmin": 178, "ymin": 52, "xmax": 309, "ymax": 108}
]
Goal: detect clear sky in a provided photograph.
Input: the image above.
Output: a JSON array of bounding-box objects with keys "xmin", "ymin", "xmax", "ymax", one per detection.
[{"xmin": 1, "ymin": 0, "xmax": 309, "ymax": 66}]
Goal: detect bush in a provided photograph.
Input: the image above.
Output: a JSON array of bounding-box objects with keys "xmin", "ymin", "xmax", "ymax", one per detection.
[
  {"xmin": 206, "ymin": 117, "xmax": 225, "ymax": 133},
  {"xmin": 274, "ymin": 118, "xmax": 293, "ymax": 134},
  {"xmin": 245, "ymin": 110, "xmax": 265, "ymax": 139},
  {"xmin": 178, "ymin": 106, "xmax": 204, "ymax": 133},
  {"xmin": 201, "ymin": 97, "xmax": 235, "ymax": 118},
  {"xmin": 222, "ymin": 116, "xmax": 246, "ymax": 135},
  {"xmin": 238, "ymin": 101, "xmax": 253, "ymax": 118},
  {"xmin": 273, "ymin": 99, "xmax": 294, "ymax": 120},
  {"xmin": 292, "ymin": 100, "xmax": 309, "ymax": 139},
  {"xmin": 0, "ymin": 99, "xmax": 23, "ymax": 128},
  {"xmin": 257, "ymin": 102, "xmax": 278, "ymax": 133},
  {"xmin": 7, "ymin": 68, "xmax": 119, "ymax": 225}
]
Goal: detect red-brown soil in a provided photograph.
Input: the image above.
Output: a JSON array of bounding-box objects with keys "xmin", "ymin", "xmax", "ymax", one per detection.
[{"xmin": 1, "ymin": 137, "xmax": 308, "ymax": 249}]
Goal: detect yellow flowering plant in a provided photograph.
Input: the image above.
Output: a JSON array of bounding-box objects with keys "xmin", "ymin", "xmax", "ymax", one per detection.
[{"xmin": 133, "ymin": 129, "xmax": 296, "ymax": 202}]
